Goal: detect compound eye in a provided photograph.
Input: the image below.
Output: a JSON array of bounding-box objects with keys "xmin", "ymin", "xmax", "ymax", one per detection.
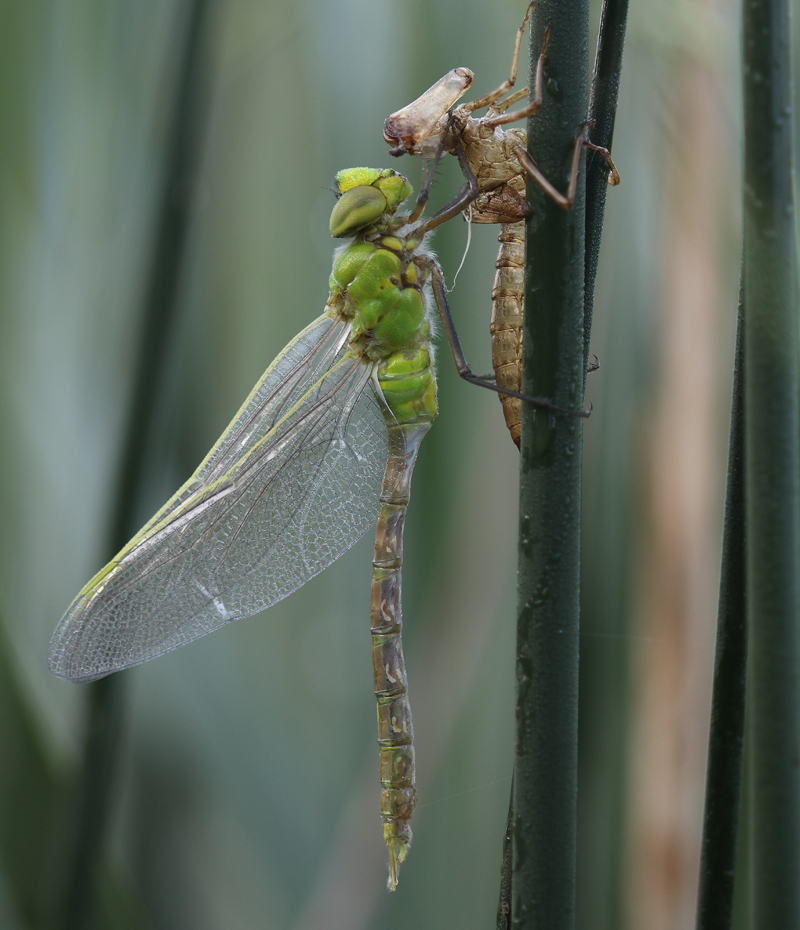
[{"xmin": 330, "ymin": 186, "xmax": 388, "ymax": 238}]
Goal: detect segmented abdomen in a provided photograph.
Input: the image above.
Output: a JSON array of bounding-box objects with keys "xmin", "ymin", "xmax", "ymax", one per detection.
[
  {"xmin": 490, "ymin": 222, "xmax": 524, "ymax": 448},
  {"xmin": 370, "ymin": 418, "xmax": 430, "ymax": 890}
]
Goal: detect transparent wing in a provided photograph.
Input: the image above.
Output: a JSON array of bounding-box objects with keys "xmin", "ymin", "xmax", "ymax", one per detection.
[
  {"xmin": 49, "ymin": 313, "xmax": 389, "ymax": 682},
  {"xmin": 125, "ymin": 313, "xmax": 352, "ymax": 549}
]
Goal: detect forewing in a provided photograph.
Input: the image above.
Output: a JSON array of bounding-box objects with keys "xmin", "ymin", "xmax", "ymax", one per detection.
[
  {"xmin": 49, "ymin": 325, "xmax": 388, "ymax": 682},
  {"xmin": 124, "ymin": 313, "xmax": 350, "ymax": 550}
]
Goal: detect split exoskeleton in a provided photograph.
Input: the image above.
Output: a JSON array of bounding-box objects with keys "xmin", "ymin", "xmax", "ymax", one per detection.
[{"xmin": 384, "ymin": 1, "xmax": 619, "ymax": 447}]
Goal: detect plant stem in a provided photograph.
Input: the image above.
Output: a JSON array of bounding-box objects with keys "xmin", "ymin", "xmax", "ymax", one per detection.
[
  {"xmin": 513, "ymin": 1, "xmax": 589, "ymax": 926},
  {"xmin": 742, "ymin": 0, "xmax": 800, "ymax": 919},
  {"xmin": 497, "ymin": 776, "xmax": 514, "ymax": 930},
  {"xmin": 58, "ymin": 2, "xmax": 212, "ymax": 926},
  {"xmin": 583, "ymin": 0, "xmax": 629, "ymax": 379},
  {"xmin": 695, "ymin": 276, "xmax": 747, "ymax": 930}
]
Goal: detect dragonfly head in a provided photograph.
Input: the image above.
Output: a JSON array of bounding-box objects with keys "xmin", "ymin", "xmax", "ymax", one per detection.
[
  {"xmin": 383, "ymin": 68, "xmax": 473, "ymax": 157},
  {"xmin": 330, "ymin": 168, "xmax": 412, "ymax": 238}
]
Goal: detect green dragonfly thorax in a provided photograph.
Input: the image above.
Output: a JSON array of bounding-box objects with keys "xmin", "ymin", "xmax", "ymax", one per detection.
[{"xmin": 327, "ymin": 168, "xmax": 436, "ymax": 426}]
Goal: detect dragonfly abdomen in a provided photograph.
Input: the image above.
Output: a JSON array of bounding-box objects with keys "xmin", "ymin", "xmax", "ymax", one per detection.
[
  {"xmin": 370, "ymin": 418, "xmax": 430, "ymax": 890},
  {"xmin": 371, "ymin": 553, "xmax": 415, "ymax": 891},
  {"xmin": 377, "ymin": 346, "xmax": 437, "ymax": 424}
]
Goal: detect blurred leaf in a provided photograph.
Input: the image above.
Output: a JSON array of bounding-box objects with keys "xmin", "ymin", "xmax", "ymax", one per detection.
[
  {"xmin": 0, "ymin": 610, "xmax": 67, "ymax": 928},
  {"xmin": 0, "ymin": 612, "xmax": 155, "ymax": 930}
]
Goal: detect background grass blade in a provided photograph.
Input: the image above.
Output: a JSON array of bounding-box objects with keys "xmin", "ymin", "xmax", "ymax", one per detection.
[
  {"xmin": 0, "ymin": 613, "xmax": 66, "ymax": 929},
  {"xmin": 56, "ymin": 2, "xmax": 213, "ymax": 926},
  {"xmin": 742, "ymin": 0, "xmax": 800, "ymax": 918},
  {"xmin": 0, "ymin": 610, "xmax": 153, "ymax": 930},
  {"xmin": 496, "ymin": 779, "xmax": 513, "ymax": 930},
  {"xmin": 583, "ymin": 0, "xmax": 629, "ymax": 378},
  {"xmin": 695, "ymin": 280, "xmax": 747, "ymax": 930}
]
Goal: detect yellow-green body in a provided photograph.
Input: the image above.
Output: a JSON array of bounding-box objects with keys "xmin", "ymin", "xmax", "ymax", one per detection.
[
  {"xmin": 50, "ymin": 166, "xmax": 437, "ymax": 893},
  {"xmin": 328, "ymin": 168, "xmax": 437, "ymax": 887},
  {"xmin": 329, "ymin": 168, "xmax": 437, "ymax": 428}
]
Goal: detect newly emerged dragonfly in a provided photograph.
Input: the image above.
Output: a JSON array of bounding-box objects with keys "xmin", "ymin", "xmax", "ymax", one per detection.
[
  {"xmin": 49, "ymin": 164, "xmax": 544, "ymax": 890},
  {"xmin": 384, "ymin": 2, "xmax": 619, "ymax": 446}
]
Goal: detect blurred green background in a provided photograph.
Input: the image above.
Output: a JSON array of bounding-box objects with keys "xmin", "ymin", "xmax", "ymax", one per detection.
[{"xmin": 0, "ymin": 0, "xmax": 753, "ymax": 927}]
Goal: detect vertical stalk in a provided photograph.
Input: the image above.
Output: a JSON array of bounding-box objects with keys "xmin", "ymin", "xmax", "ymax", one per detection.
[
  {"xmin": 496, "ymin": 779, "xmax": 514, "ymax": 930},
  {"xmin": 57, "ymin": 1, "xmax": 211, "ymax": 926},
  {"xmin": 742, "ymin": 0, "xmax": 800, "ymax": 920},
  {"xmin": 578, "ymin": 8, "xmax": 630, "ymax": 914},
  {"xmin": 583, "ymin": 0, "xmax": 629, "ymax": 378},
  {"xmin": 513, "ymin": 1, "xmax": 588, "ymax": 927},
  {"xmin": 695, "ymin": 280, "xmax": 747, "ymax": 930}
]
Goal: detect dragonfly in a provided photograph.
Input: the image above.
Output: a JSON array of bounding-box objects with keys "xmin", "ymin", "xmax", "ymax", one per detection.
[
  {"xmin": 383, "ymin": 1, "xmax": 619, "ymax": 447},
  {"xmin": 48, "ymin": 163, "xmax": 543, "ymax": 890}
]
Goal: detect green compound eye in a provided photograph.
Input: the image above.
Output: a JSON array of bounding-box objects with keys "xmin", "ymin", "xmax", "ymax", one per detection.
[
  {"xmin": 335, "ymin": 167, "xmax": 383, "ymax": 192},
  {"xmin": 330, "ymin": 186, "xmax": 388, "ymax": 238},
  {"xmin": 374, "ymin": 174, "xmax": 412, "ymax": 210}
]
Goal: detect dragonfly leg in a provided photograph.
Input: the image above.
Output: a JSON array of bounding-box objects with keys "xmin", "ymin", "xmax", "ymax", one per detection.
[
  {"xmin": 584, "ymin": 136, "xmax": 620, "ymax": 185},
  {"xmin": 428, "ymin": 260, "xmax": 590, "ymax": 418},
  {"xmin": 404, "ymin": 124, "xmax": 453, "ymax": 224},
  {"xmin": 491, "ymin": 86, "xmax": 528, "ymax": 115},
  {"xmin": 464, "ymin": 1, "xmax": 536, "ymax": 114},
  {"xmin": 413, "ymin": 126, "xmax": 479, "ymax": 235},
  {"xmin": 514, "ymin": 120, "xmax": 620, "ymax": 210},
  {"xmin": 514, "ymin": 143, "xmax": 575, "ymax": 210},
  {"xmin": 587, "ymin": 354, "xmax": 600, "ymax": 373},
  {"xmin": 482, "ymin": 25, "xmax": 551, "ymax": 127}
]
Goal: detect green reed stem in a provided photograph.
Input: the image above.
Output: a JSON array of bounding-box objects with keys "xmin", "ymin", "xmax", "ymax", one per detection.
[
  {"xmin": 58, "ymin": 2, "xmax": 212, "ymax": 927},
  {"xmin": 583, "ymin": 0, "xmax": 629, "ymax": 379},
  {"xmin": 500, "ymin": 2, "xmax": 628, "ymax": 923},
  {"xmin": 742, "ymin": 0, "xmax": 800, "ymax": 919},
  {"xmin": 695, "ymin": 275, "xmax": 747, "ymax": 930},
  {"xmin": 496, "ymin": 775, "xmax": 514, "ymax": 930},
  {"xmin": 513, "ymin": 1, "xmax": 589, "ymax": 926}
]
